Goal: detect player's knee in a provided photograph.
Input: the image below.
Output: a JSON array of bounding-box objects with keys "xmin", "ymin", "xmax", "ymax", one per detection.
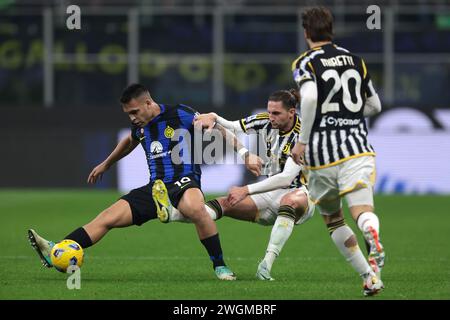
[
  {"xmin": 280, "ymin": 193, "xmax": 308, "ymax": 220},
  {"xmin": 322, "ymin": 209, "xmax": 344, "ymax": 225},
  {"xmin": 183, "ymin": 202, "xmax": 209, "ymax": 222},
  {"xmin": 281, "ymin": 193, "xmax": 307, "ymax": 208}
]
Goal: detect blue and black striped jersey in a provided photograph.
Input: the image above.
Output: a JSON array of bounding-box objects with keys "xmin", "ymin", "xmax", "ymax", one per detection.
[{"xmin": 131, "ymin": 104, "xmax": 201, "ymax": 184}]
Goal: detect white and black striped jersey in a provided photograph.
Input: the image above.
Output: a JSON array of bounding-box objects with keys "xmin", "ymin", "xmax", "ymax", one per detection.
[
  {"xmin": 292, "ymin": 43, "xmax": 376, "ymax": 169},
  {"xmin": 239, "ymin": 112, "xmax": 307, "ymax": 188}
]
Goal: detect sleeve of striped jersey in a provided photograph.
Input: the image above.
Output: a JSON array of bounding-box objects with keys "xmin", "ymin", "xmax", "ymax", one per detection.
[
  {"xmin": 178, "ymin": 104, "xmax": 200, "ymax": 127},
  {"xmin": 363, "ymin": 94, "xmax": 382, "ymax": 117},
  {"xmin": 247, "ymin": 157, "xmax": 303, "ymax": 194},
  {"xmin": 361, "ymin": 59, "xmax": 377, "ymax": 98},
  {"xmin": 216, "ymin": 116, "xmax": 244, "ymax": 132},
  {"xmin": 298, "ymin": 81, "xmax": 318, "ymax": 144},
  {"xmin": 130, "ymin": 125, "xmax": 139, "ymax": 141},
  {"xmin": 292, "ymin": 54, "xmax": 316, "ymax": 88},
  {"xmin": 239, "ymin": 112, "xmax": 270, "ymax": 133}
]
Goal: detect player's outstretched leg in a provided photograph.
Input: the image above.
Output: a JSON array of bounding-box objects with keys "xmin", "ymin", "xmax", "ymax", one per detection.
[
  {"xmin": 28, "ymin": 199, "xmax": 133, "ymax": 270},
  {"xmin": 28, "ymin": 229, "xmax": 55, "ymax": 268}
]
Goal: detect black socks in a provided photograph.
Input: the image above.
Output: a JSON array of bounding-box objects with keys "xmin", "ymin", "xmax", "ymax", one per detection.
[
  {"xmin": 64, "ymin": 227, "xmax": 93, "ymax": 249},
  {"xmin": 200, "ymin": 233, "xmax": 225, "ymax": 268}
]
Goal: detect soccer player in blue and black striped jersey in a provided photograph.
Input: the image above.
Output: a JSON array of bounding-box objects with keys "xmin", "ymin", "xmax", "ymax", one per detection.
[{"xmin": 28, "ymin": 83, "xmax": 236, "ymax": 280}]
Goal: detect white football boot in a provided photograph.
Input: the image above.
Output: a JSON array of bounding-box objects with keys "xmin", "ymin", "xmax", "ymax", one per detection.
[
  {"xmin": 256, "ymin": 260, "xmax": 275, "ymax": 281},
  {"xmin": 362, "ymin": 271, "xmax": 384, "ymax": 296},
  {"xmin": 364, "ymin": 226, "xmax": 385, "ymax": 280},
  {"xmin": 28, "ymin": 229, "xmax": 55, "ymax": 268}
]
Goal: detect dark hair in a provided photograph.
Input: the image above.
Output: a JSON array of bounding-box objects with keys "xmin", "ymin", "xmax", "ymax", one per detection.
[
  {"xmin": 301, "ymin": 7, "xmax": 334, "ymax": 42},
  {"xmin": 268, "ymin": 89, "xmax": 300, "ymax": 110},
  {"xmin": 120, "ymin": 83, "xmax": 149, "ymax": 104}
]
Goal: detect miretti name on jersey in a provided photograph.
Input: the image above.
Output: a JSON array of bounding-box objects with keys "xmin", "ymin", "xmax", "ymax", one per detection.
[
  {"xmin": 292, "ymin": 43, "xmax": 377, "ymax": 170},
  {"xmin": 130, "ymin": 104, "xmax": 201, "ymax": 184},
  {"xmin": 240, "ymin": 112, "xmax": 306, "ymax": 188}
]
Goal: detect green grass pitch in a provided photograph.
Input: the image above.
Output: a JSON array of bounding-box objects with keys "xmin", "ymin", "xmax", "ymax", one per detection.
[{"xmin": 0, "ymin": 190, "xmax": 449, "ymax": 299}]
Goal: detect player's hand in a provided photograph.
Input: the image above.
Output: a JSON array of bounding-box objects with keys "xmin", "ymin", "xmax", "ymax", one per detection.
[
  {"xmin": 87, "ymin": 162, "xmax": 110, "ymax": 184},
  {"xmin": 291, "ymin": 142, "xmax": 306, "ymax": 165},
  {"xmin": 245, "ymin": 153, "xmax": 262, "ymax": 176},
  {"xmin": 193, "ymin": 112, "xmax": 217, "ymax": 133},
  {"xmin": 227, "ymin": 186, "xmax": 249, "ymax": 206}
]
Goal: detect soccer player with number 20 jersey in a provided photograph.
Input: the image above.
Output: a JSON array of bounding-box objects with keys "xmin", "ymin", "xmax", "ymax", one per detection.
[{"xmin": 291, "ymin": 7, "xmax": 385, "ymax": 296}]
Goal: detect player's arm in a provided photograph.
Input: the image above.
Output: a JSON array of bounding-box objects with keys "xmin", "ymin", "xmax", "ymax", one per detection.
[
  {"xmin": 291, "ymin": 81, "xmax": 318, "ymax": 165},
  {"xmin": 227, "ymin": 157, "xmax": 302, "ymax": 206},
  {"xmin": 214, "ymin": 123, "xmax": 262, "ymax": 176},
  {"xmin": 360, "ymin": 58, "xmax": 382, "ymax": 117},
  {"xmin": 291, "ymin": 53, "xmax": 318, "ymax": 164},
  {"xmin": 194, "ymin": 111, "xmax": 270, "ymax": 134},
  {"xmin": 87, "ymin": 133, "xmax": 139, "ymax": 184},
  {"xmin": 363, "ymin": 93, "xmax": 382, "ymax": 117},
  {"xmin": 194, "ymin": 112, "xmax": 243, "ymax": 133},
  {"xmin": 298, "ymin": 81, "xmax": 318, "ymax": 145},
  {"xmin": 363, "ymin": 80, "xmax": 382, "ymax": 117}
]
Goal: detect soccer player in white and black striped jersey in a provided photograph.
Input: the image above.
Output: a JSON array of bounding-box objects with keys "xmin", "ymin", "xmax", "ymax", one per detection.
[
  {"xmin": 161, "ymin": 90, "xmax": 315, "ymax": 280},
  {"xmin": 290, "ymin": 7, "xmax": 385, "ymax": 296}
]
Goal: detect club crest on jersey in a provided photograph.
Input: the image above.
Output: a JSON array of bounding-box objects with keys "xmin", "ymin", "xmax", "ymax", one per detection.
[
  {"xmin": 150, "ymin": 141, "xmax": 164, "ymax": 154},
  {"xmin": 282, "ymin": 143, "xmax": 291, "ymax": 155},
  {"xmin": 164, "ymin": 125, "xmax": 175, "ymax": 138}
]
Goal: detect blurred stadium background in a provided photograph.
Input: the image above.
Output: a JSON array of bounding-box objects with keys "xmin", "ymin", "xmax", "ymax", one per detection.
[{"xmin": 1, "ymin": 0, "xmax": 449, "ymax": 194}]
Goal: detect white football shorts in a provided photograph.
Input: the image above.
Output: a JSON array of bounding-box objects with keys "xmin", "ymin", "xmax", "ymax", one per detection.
[
  {"xmin": 250, "ymin": 185, "xmax": 315, "ymax": 226},
  {"xmin": 308, "ymin": 155, "xmax": 376, "ymax": 215}
]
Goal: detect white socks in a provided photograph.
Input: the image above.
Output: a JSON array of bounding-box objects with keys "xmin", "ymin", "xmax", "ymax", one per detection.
[
  {"xmin": 205, "ymin": 205, "xmax": 218, "ymax": 221},
  {"xmin": 264, "ymin": 216, "xmax": 295, "ymax": 271},
  {"xmin": 331, "ymin": 224, "xmax": 372, "ymax": 277},
  {"xmin": 168, "ymin": 205, "xmax": 217, "ymax": 223},
  {"xmin": 357, "ymin": 212, "xmax": 380, "ymax": 234},
  {"xmin": 168, "ymin": 208, "xmax": 190, "ymax": 223}
]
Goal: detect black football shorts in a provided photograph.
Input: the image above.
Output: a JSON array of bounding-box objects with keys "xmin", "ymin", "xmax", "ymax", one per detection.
[{"xmin": 120, "ymin": 174, "xmax": 202, "ymax": 226}]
